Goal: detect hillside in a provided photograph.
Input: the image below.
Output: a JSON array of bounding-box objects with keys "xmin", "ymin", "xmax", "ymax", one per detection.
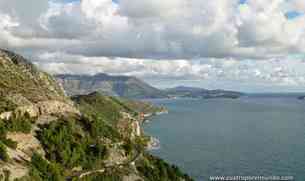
[
  {"xmin": 165, "ymin": 86, "xmax": 244, "ymax": 99},
  {"xmin": 56, "ymin": 74, "xmax": 167, "ymax": 99},
  {"xmin": 0, "ymin": 49, "xmax": 192, "ymax": 181}
]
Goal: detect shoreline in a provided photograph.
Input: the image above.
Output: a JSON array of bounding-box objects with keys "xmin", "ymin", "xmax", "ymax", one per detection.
[
  {"xmin": 146, "ymin": 136, "xmax": 161, "ymax": 150},
  {"xmin": 142, "ymin": 110, "xmax": 168, "ymax": 151}
]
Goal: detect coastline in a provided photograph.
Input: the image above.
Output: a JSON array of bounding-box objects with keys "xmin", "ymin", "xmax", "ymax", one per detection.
[
  {"xmin": 142, "ymin": 109, "xmax": 168, "ymax": 150},
  {"xmin": 146, "ymin": 136, "xmax": 161, "ymax": 150}
]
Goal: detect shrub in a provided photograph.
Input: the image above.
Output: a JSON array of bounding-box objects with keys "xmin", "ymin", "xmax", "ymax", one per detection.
[
  {"xmin": 2, "ymin": 138, "xmax": 17, "ymax": 149},
  {"xmin": 79, "ymin": 116, "xmax": 121, "ymax": 141},
  {"xmin": 136, "ymin": 154, "xmax": 194, "ymax": 181},
  {"xmin": 0, "ymin": 115, "xmax": 33, "ymax": 135},
  {"xmin": 0, "ymin": 141, "xmax": 9, "ymax": 161},
  {"xmin": 29, "ymin": 152, "xmax": 63, "ymax": 181},
  {"xmin": 3, "ymin": 117, "xmax": 32, "ymax": 134}
]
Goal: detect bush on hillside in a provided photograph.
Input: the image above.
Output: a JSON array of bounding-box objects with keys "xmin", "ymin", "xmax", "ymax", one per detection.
[{"xmin": 0, "ymin": 141, "xmax": 9, "ymax": 161}]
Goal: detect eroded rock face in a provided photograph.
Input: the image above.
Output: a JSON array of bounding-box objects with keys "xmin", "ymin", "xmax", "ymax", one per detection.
[
  {"xmin": 122, "ymin": 174, "xmax": 144, "ymax": 181},
  {"xmin": 36, "ymin": 101, "xmax": 80, "ymax": 116},
  {"xmin": 7, "ymin": 132, "xmax": 45, "ymax": 158},
  {"xmin": 117, "ymin": 112, "xmax": 142, "ymax": 140},
  {"xmin": 0, "ymin": 132, "xmax": 43, "ymax": 180},
  {"xmin": 132, "ymin": 121, "xmax": 141, "ymax": 138},
  {"xmin": 0, "ymin": 163, "xmax": 28, "ymax": 181},
  {"xmin": 0, "ymin": 100, "xmax": 80, "ymax": 120}
]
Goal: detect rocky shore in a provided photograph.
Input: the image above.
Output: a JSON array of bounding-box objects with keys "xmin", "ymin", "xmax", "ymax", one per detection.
[{"xmin": 146, "ymin": 136, "xmax": 161, "ymax": 150}]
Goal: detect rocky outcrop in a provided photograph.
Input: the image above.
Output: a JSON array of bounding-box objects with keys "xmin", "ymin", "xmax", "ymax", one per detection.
[
  {"xmin": 0, "ymin": 132, "xmax": 45, "ymax": 180},
  {"xmin": 36, "ymin": 101, "xmax": 80, "ymax": 116},
  {"xmin": 0, "ymin": 162, "xmax": 28, "ymax": 181},
  {"xmin": 0, "ymin": 100, "xmax": 80, "ymax": 120},
  {"xmin": 7, "ymin": 132, "xmax": 45, "ymax": 158},
  {"xmin": 117, "ymin": 112, "xmax": 143, "ymax": 140},
  {"xmin": 132, "ymin": 121, "xmax": 141, "ymax": 138}
]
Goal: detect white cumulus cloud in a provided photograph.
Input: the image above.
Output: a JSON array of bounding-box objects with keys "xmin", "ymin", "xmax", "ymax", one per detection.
[{"xmin": 0, "ymin": 0, "xmax": 305, "ymax": 91}]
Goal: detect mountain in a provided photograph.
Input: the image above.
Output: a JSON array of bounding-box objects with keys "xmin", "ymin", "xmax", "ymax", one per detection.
[
  {"xmin": 56, "ymin": 74, "xmax": 167, "ymax": 99},
  {"xmin": 0, "ymin": 49, "xmax": 192, "ymax": 181},
  {"xmin": 165, "ymin": 86, "xmax": 244, "ymax": 99},
  {"xmin": 56, "ymin": 74, "xmax": 244, "ymax": 100}
]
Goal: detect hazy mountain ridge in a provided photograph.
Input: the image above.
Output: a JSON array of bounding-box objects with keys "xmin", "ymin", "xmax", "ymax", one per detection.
[
  {"xmin": 56, "ymin": 74, "xmax": 244, "ymax": 99},
  {"xmin": 56, "ymin": 73, "xmax": 167, "ymax": 99}
]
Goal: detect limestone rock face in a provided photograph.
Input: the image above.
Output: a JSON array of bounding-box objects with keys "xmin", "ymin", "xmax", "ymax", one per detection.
[
  {"xmin": 117, "ymin": 112, "xmax": 143, "ymax": 140},
  {"xmin": 0, "ymin": 101, "xmax": 80, "ymax": 120},
  {"xmin": 36, "ymin": 101, "xmax": 80, "ymax": 116},
  {"xmin": 132, "ymin": 120, "xmax": 141, "ymax": 137}
]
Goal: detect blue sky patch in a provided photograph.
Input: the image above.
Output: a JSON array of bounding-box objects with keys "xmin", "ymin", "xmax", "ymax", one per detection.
[
  {"xmin": 239, "ymin": 0, "xmax": 247, "ymax": 4},
  {"xmin": 285, "ymin": 11, "xmax": 303, "ymax": 19}
]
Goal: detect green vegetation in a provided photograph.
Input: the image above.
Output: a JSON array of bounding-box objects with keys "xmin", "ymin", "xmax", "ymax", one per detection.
[
  {"xmin": 72, "ymin": 92, "xmax": 132, "ymax": 126},
  {"xmin": 136, "ymin": 154, "xmax": 193, "ymax": 181},
  {"xmin": 2, "ymin": 138, "xmax": 17, "ymax": 149},
  {"xmin": 0, "ymin": 114, "xmax": 33, "ymax": 135},
  {"xmin": 37, "ymin": 117, "xmax": 109, "ymax": 170},
  {"xmin": 2, "ymin": 117, "xmax": 33, "ymax": 134},
  {"xmin": 79, "ymin": 115, "xmax": 121, "ymax": 141},
  {"xmin": 0, "ymin": 97, "xmax": 17, "ymax": 113},
  {"xmin": 0, "ymin": 141, "xmax": 9, "ymax": 161},
  {"xmin": 73, "ymin": 92, "xmax": 166, "ymax": 124},
  {"xmin": 0, "ymin": 114, "xmax": 34, "ymax": 162},
  {"xmin": 121, "ymin": 99, "xmax": 166, "ymax": 116},
  {"xmin": 28, "ymin": 153, "xmax": 63, "ymax": 181}
]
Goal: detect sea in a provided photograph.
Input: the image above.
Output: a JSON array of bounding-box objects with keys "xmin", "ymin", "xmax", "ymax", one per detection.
[{"xmin": 143, "ymin": 95, "xmax": 305, "ymax": 181}]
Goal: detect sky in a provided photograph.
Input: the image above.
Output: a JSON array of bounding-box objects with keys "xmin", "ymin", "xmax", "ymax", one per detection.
[{"xmin": 1, "ymin": 0, "xmax": 305, "ymax": 92}]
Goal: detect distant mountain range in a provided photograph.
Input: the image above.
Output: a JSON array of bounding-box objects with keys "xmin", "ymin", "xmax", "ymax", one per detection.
[
  {"xmin": 56, "ymin": 74, "xmax": 244, "ymax": 99},
  {"xmin": 56, "ymin": 74, "xmax": 167, "ymax": 99}
]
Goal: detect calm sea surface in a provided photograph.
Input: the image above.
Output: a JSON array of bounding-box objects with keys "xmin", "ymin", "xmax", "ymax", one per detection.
[{"xmin": 143, "ymin": 97, "xmax": 305, "ymax": 181}]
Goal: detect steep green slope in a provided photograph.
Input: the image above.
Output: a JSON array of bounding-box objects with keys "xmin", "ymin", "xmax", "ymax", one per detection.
[
  {"xmin": 72, "ymin": 92, "xmax": 137, "ymax": 126},
  {"xmin": 72, "ymin": 92, "xmax": 166, "ymax": 125},
  {"xmin": 0, "ymin": 50, "xmax": 68, "ymax": 107}
]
